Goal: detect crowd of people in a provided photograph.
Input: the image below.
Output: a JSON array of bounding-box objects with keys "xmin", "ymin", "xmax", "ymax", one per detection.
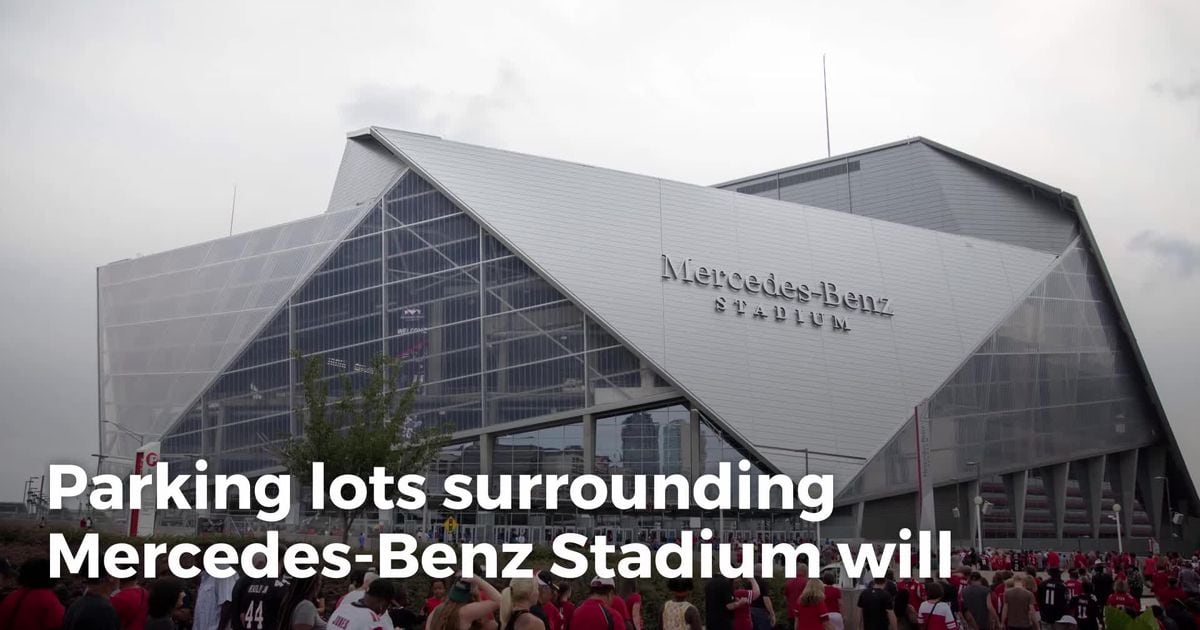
[
  {"xmin": 850, "ymin": 547, "xmax": 1200, "ymax": 630},
  {"xmin": 3, "ymin": 545, "xmax": 1200, "ymax": 630}
]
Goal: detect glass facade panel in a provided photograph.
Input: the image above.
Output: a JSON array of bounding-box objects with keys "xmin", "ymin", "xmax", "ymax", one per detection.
[
  {"xmin": 840, "ymin": 241, "xmax": 1162, "ymax": 503},
  {"xmin": 596, "ymin": 405, "xmax": 692, "ymax": 477},
  {"xmin": 487, "ymin": 423, "xmax": 588, "ymax": 508},
  {"xmin": 99, "ymin": 208, "xmax": 370, "ymax": 468},
  {"xmin": 157, "ymin": 170, "xmax": 676, "ymax": 472}
]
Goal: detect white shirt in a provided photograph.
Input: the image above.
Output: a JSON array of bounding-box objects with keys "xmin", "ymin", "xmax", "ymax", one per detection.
[
  {"xmin": 328, "ymin": 601, "xmax": 394, "ymax": 630},
  {"xmin": 193, "ymin": 572, "xmax": 238, "ymax": 630},
  {"xmin": 336, "ymin": 588, "xmax": 366, "ymax": 610}
]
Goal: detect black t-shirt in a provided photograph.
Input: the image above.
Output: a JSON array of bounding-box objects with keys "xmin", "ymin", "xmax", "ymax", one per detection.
[
  {"xmin": 1037, "ymin": 579, "xmax": 1069, "ymax": 623},
  {"xmin": 390, "ymin": 606, "xmax": 423, "ymax": 630},
  {"xmin": 63, "ymin": 592, "xmax": 121, "ymax": 630},
  {"xmin": 230, "ymin": 576, "xmax": 291, "ymax": 630},
  {"xmin": 1092, "ymin": 573, "xmax": 1113, "ymax": 602},
  {"xmin": 1068, "ymin": 594, "xmax": 1099, "ymax": 630},
  {"xmin": 859, "ymin": 587, "xmax": 894, "ymax": 630},
  {"xmin": 751, "ymin": 578, "xmax": 770, "ymax": 609},
  {"xmin": 705, "ymin": 576, "xmax": 735, "ymax": 630}
]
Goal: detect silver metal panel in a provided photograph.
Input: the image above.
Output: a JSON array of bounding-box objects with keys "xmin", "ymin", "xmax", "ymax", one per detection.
[
  {"xmin": 326, "ymin": 136, "xmax": 406, "ymax": 213},
  {"xmin": 722, "ymin": 140, "xmax": 1076, "ymax": 254},
  {"xmin": 848, "ymin": 144, "xmax": 958, "ymax": 232},
  {"xmin": 926, "ymin": 150, "xmax": 1076, "ymax": 253},
  {"xmin": 373, "ymin": 129, "xmax": 668, "ymax": 365},
  {"xmin": 373, "ymin": 128, "xmax": 1057, "ymax": 490}
]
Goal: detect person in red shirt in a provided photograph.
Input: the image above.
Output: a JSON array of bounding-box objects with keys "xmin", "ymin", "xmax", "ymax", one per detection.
[
  {"xmin": 1065, "ymin": 570, "xmax": 1083, "ymax": 598},
  {"xmin": 989, "ymin": 573, "xmax": 1008, "ymax": 623},
  {"xmin": 1047, "ymin": 551, "xmax": 1061, "ymax": 571},
  {"xmin": 1107, "ymin": 580, "xmax": 1141, "ymax": 615},
  {"xmin": 785, "ymin": 563, "xmax": 810, "ymax": 614},
  {"xmin": 1154, "ymin": 569, "xmax": 1172, "ymax": 596},
  {"xmin": 621, "ymin": 580, "xmax": 643, "ymax": 630},
  {"xmin": 557, "ymin": 584, "xmax": 576, "ymax": 630},
  {"xmin": 536, "ymin": 572, "xmax": 562, "ymax": 630},
  {"xmin": 820, "ymin": 573, "xmax": 842, "ymax": 615},
  {"xmin": 733, "ymin": 578, "xmax": 761, "ymax": 630},
  {"xmin": 792, "ymin": 580, "xmax": 829, "ymax": 630},
  {"xmin": 110, "ymin": 575, "xmax": 148, "ymax": 630},
  {"xmin": 898, "ymin": 578, "xmax": 927, "ymax": 603},
  {"xmin": 426, "ymin": 578, "xmax": 447, "ymax": 615},
  {"xmin": 0, "ymin": 558, "xmax": 65, "ymax": 630},
  {"xmin": 572, "ymin": 578, "xmax": 627, "ymax": 630},
  {"xmin": 1157, "ymin": 578, "xmax": 1188, "ymax": 609},
  {"xmin": 607, "ymin": 585, "xmax": 630, "ymax": 626}
]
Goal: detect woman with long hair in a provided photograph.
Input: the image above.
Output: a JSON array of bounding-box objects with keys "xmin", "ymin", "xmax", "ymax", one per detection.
[
  {"xmin": 501, "ymin": 578, "xmax": 545, "ymax": 630},
  {"xmin": 792, "ymin": 578, "xmax": 831, "ymax": 630},
  {"xmin": 426, "ymin": 576, "xmax": 502, "ymax": 630},
  {"xmin": 276, "ymin": 575, "xmax": 326, "ymax": 630}
]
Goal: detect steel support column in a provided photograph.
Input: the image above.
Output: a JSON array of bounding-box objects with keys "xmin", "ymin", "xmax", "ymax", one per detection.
[
  {"xmin": 582, "ymin": 414, "xmax": 595, "ymax": 475},
  {"xmin": 1003, "ymin": 470, "xmax": 1029, "ymax": 543},
  {"xmin": 1077, "ymin": 455, "xmax": 1106, "ymax": 540},
  {"xmin": 688, "ymin": 408, "xmax": 702, "ymax": 482},
  {"xmin": 1137, "ymin": 446, "xmax": 1167, "ymax": 540},
  {"xmin": 1040, "ymin": 463, "xmax": 1070, "ymax": 542},
  {"xmin": 1109, "ymin": 450, "xmax": 1139, "ymax": 536}
]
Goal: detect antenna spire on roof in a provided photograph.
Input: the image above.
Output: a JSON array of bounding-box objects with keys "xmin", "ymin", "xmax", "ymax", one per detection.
[
  {"xmin": 823, "ymin": 54, "xmax": 831, "ymax": 158},
  {"xmin": 228, "ymin": 184, "xmax": 238, "ymax": 236}
]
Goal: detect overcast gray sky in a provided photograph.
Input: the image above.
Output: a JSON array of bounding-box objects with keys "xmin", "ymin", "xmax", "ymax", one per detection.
[{"xmin": 1, "ymin": 1, "xmax": 1198, "ymax": 501}]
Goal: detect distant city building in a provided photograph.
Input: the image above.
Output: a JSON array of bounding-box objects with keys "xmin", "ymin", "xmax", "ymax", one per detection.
[{"xmin": 96, "ymin": 129, "xmax": 1195, "ymax": 546}]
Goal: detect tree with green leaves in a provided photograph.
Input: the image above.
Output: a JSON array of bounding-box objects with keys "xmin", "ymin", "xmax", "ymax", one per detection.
[{"xmin": 280, "ymin": 352, "xmax": 450, "ymax": 544}]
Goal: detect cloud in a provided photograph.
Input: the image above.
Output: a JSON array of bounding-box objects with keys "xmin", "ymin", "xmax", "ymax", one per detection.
[
  {"xmin": 338, "ymin": 64, "xmax": 526, "ymax": 145},
  {"xmin": 1128, "ymin": 230, "xmax": 1200, "ymax": 278},
  {"xmin": 1150, "ymin": 78, "xmax": 1200, "ymax": 101}
]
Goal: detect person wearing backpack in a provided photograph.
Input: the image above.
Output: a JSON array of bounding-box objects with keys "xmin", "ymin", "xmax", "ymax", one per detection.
[{"xmin": 917, "ymin": 583, "xmax": 957, "ymax": 630}]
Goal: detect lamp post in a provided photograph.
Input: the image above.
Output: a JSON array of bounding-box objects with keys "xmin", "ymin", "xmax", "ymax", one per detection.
[
  {"xmin": 974, "ymin": 495, "xmax": 985, "ymax": 552},
  {"xmin": 1113, "ymin": 503, "xmax": 1123, "ymax": 553},
  {"xmin": 967, "ymin": 460, "xmax": 983, "ymax": 552}
]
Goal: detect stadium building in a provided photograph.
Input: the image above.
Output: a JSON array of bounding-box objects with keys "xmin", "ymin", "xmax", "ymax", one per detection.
[{"xmin": 97, "ymin": 128, "xmax": 1196, "ymax": 546}]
